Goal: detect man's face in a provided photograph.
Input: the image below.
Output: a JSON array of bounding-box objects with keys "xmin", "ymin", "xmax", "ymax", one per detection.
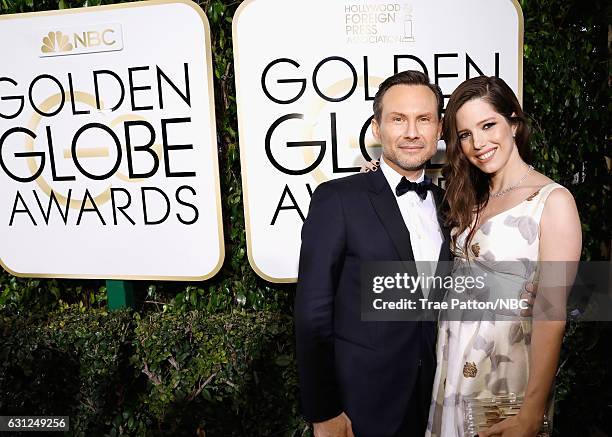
[{"xmin": 371, "ymin": 84, "xmax": 442, "ymax": 173}]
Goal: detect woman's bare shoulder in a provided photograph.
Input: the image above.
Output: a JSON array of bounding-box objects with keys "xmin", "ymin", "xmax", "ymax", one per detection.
[
  {"xmin": 530, "ymin": 170, "xmax": 555, "ymax": 187},
  {"xmin": 530, "ymin": 169, "xmax": 576, "ymax": 207}
]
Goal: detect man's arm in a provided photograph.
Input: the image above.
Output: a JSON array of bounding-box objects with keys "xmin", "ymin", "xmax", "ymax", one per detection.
[{"xmin": 294, "ymin": 181, "xmax": 346, "ymax": 423}]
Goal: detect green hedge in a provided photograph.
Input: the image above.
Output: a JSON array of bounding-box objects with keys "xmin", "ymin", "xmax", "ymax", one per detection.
[
  {"xmin": 0, "ymin": 307, "xmax": 134, "ymax": 434},
  {"xmin": 0, "ymin": 306, "xmax": 305, "ymax": 436},
  {"xmin": 520, "ymin": 2, "xmax": 611, "ymax": 434},
  {"xmin": 0, "ymin": 0, "xmax": 610, "ymax": 436}
]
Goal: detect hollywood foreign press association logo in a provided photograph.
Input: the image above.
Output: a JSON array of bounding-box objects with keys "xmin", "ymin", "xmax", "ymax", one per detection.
[{"xmin": 41, "ymin": 31, "xmax": 74, "ymax": 54}]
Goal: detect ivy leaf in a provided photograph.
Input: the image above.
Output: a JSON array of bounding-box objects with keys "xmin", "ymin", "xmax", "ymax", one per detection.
[{"xmin": 275, "ymin": 355, "xmax": 292, "ymax": 367}]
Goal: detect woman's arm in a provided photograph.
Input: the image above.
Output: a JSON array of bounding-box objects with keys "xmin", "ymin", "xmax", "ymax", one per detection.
[
  {"xmin": 522, "ymin": 188, "xmax": 581, "ymax": 422},
  {"xmin": 481, "ymin": 187, "xmax": 582, "ymax": 437}
]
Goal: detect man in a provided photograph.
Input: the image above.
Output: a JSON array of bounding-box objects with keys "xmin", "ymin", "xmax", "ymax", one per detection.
[{"xmin": 294, "ymin": 70, "xmax": 451, "ymax": 437}]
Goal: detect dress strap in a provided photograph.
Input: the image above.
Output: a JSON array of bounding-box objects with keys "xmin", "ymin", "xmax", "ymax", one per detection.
[{"xmin": 529, "ymin": 182, "xmax": 567, "ymax": 223}]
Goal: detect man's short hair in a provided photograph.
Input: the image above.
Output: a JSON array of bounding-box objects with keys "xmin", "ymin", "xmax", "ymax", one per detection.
[{"xmin": 373, "ymin": 70, "xmax": 444, "ymax": 122}]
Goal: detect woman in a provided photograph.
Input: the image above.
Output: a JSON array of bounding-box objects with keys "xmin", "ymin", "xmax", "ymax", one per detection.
[
  {"xmin": 364, "ymin": 76, "xmax": 581, "ymax": 436},
  {"xmin": 429, "ymin": 76, "xmax": 581, "ymax": 437}
]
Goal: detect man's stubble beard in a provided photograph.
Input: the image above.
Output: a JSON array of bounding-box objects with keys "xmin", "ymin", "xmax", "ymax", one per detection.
[{"xmin": 382, "ymin": 148, "xmax": 431, "ymax": 172}]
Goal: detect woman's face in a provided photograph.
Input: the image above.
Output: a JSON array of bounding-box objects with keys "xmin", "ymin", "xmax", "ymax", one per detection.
[{"xmin": 455, "ymin": 97, "xmax": 517, "ymax": 174}]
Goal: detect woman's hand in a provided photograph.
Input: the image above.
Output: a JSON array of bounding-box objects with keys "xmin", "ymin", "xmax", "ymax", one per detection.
[
  {"xmin": 360, "ymin": 159, "xmax": 379, "ymax": 173},
  {"xmin": 478, "ymin": 412, "xmax": 542, "ymax": 437}
]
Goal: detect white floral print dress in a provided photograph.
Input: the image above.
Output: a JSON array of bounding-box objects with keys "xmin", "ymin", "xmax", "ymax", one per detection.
[{"xmin": 426, "ymin": 183, "xmax": 565, "ymax": 437}]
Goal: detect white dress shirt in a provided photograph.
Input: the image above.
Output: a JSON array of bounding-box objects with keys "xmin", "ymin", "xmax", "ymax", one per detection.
[{"xmin": 379, "ymin": 157, "xmax": 443, "ymax": 297}]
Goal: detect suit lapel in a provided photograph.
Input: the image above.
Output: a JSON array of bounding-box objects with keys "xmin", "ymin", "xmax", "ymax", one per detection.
[
  {"xmin": 367, "ymin": 170, "xmax": 415, "ymax": 262},
  {"xmin": 430, "ymin": 184, "xmax": 452, "ymax": 303},
  {"xmin": 368, "ymin": 171, "xmax": 424, "ymax": 301},
  {"xmin": 430, "ymin": 184, "xmax": 451, "ymax": 261},
  {"xmin": 366, "ymin": 171, "xmax": 455, "ymax": 304}
]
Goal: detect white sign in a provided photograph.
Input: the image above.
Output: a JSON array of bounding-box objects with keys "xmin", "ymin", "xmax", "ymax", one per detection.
[
  {"xmin": 233, "ymin": 0, "xmax": 523, "ymax": 282},
  {"xmin": 0, "ymin": 0, "xmax": 224, "ymax": 280}
]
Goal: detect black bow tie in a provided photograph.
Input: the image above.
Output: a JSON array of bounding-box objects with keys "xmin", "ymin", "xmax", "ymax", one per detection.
[{"xmin": 395, "ymin": 176, "xmax": 432, "ymax": 200}]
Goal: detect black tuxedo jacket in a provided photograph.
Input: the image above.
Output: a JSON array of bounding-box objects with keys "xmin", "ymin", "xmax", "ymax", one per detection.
[{"xmin": 295, "ymin": 169, "xmax": 451, "ymax": 437}]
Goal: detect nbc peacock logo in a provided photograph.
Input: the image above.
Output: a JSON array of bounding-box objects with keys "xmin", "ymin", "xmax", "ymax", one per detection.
[
  {"xmin": 41, "ymin": 31, "xmax": 74, "ymax": 54},
  {"xmin": 38, "ymin": 24, "xmax": 123, "ymax": 57}
]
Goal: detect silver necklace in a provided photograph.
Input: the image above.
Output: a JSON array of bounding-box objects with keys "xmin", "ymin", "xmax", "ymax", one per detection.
[{"xmin": 489, "ymin": 165, "xmax": 534, "ymax": 198}]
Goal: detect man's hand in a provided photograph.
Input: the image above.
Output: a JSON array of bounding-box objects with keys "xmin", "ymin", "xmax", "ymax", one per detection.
[
  {"xmin": 313, "ymin": 412, "xmax": 355, "ymax": 437},
  {"xmin": 520, "ymin": 281, "xmax": 537, "ymax": 317}
]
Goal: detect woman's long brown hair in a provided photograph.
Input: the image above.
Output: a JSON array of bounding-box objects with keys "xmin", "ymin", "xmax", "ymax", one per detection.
[{"xmin": 442, "ymin": 76, "xmax": 532, "ymax": 256}]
